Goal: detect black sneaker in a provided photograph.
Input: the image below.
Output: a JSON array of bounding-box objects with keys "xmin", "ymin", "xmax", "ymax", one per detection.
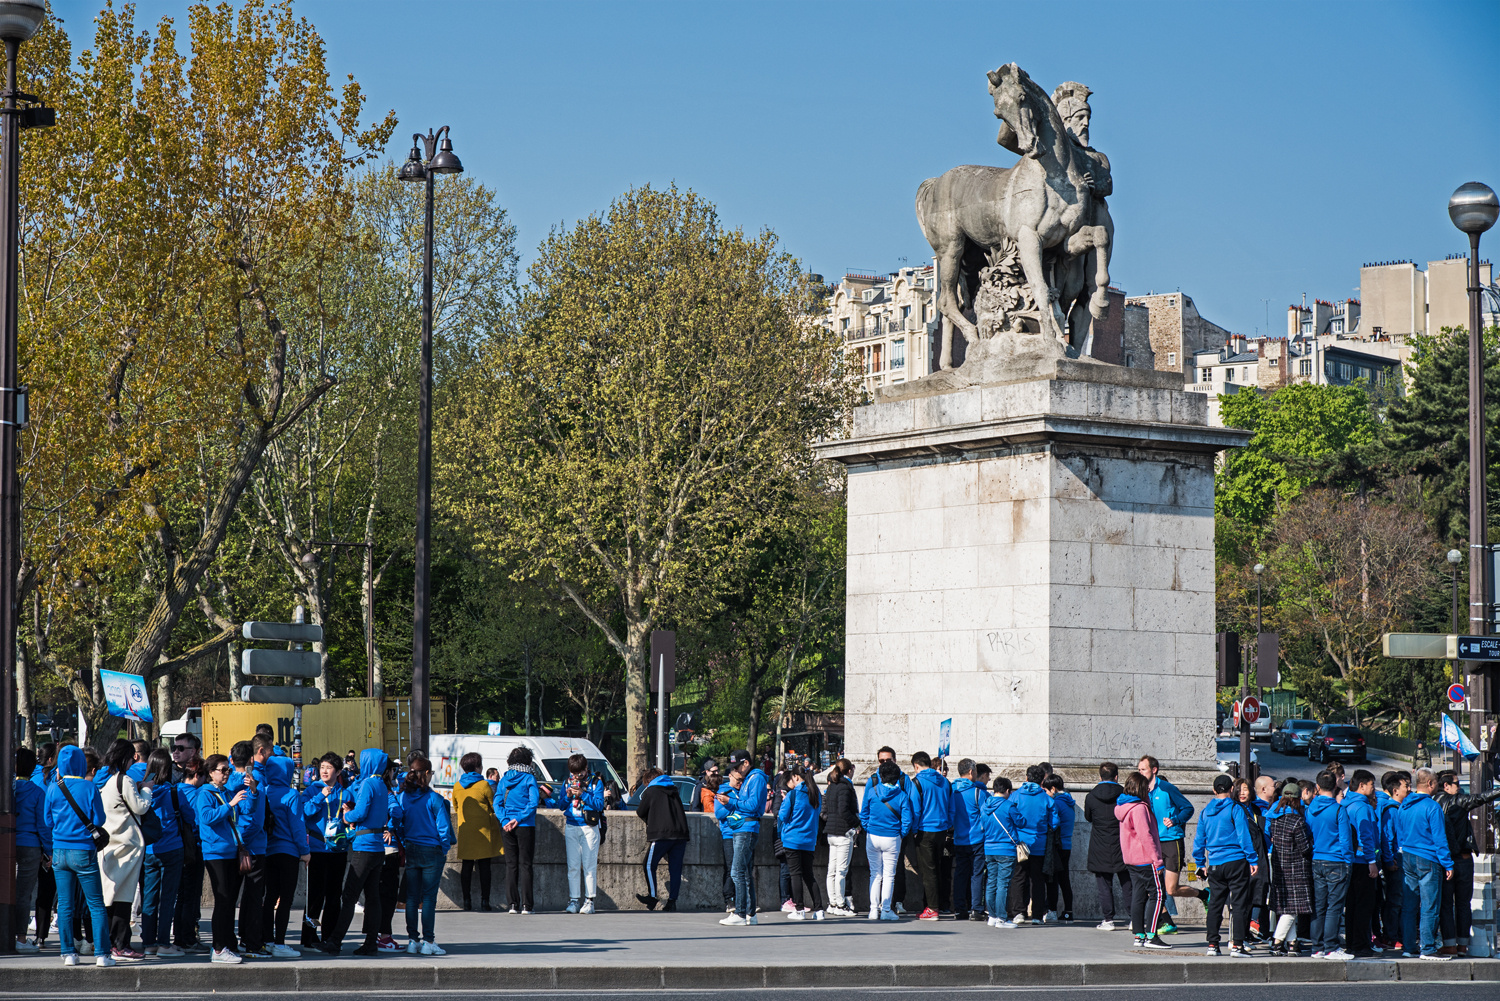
[
  {"xmin": 1060, "ymin": 911, "xmax": 1073, "ymax": 923},
  {"xmin": 1230, "ymin": 945, "xmax": 1252, "ymax": 958},
  {"xmin": 352, "ymin": 939, "xmax": 378, "ymax": 956},
  {"xmin": 953, "ymin": 910, "xmax": 969, "ymax": 921},
  {"xmin": 663, "ymin": 899, "xmax": 677, "ymax": 913},
  {"xmin": 1144, "ymin": 936, "xmax": 1172, "ymax": 950},
  {"xmin": 507, "ymin": 904, "xmax": 519, "ymax": 915},
  {"xmin": 635, "ymin": 893, "xmax": 658, "ymax": 911},
  {"xmin": 969, "ymin": 911, "xmax": 988, "ymax": 922},
  {"xmin": 1205, "ymin": 944, "xmax": 1222, "ymax": 957}
]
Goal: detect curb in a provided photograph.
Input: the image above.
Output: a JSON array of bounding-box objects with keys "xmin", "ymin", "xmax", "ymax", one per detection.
[{"xmin": 3, "ymin": 957, "xmax": 1497, "ymax": 992}]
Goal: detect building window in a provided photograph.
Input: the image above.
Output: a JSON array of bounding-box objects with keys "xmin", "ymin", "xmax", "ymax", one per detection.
[
  {"xmin": 1330, "ymin": 318, "xmax": 1344, "ymax": 334},
  {"xmin": 1269, "ymin": 357, "xmax": 1278, "ymax": 367},
  {"xmin": 1301, "ymin": 321, "xmax": 1313, "ymax": 334},
  {"xmin": 840, "ymin": 317, "xmax": 850, "ymax": 330},
  {"xmin": 1124, "ymin": 353, "xmax": 1133, "ymax": 368},
  {"xmin": 1167, "ymin": 352, "xmax": 1177, "ymax": 366},
  {"xmin": 872, "ymin": 343, "xmax": 884, "ymax": 373},
  {"xmin": 1299, "ymin": 359, "xmax": 1312, "ymax": 376},
  {"xmin": 892, "ymin": 339, "xmax": 906, "ymax": 370},
  {"xmin": 1242, "ymin": 367, "xmax": 1250, "ymax": 382}
]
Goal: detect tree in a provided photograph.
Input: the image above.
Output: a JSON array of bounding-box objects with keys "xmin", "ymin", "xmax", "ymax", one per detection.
[
  {"xmin": 438, "ymin": 185, "xmax": 850, "ymax": 783},
  {"xmin": 19, "ymin": 2, "xmax": 393, "ymax": 742},
  {"xmin": 1264, "ymin": 489, "xmax": 1443, "ymax": 712}
]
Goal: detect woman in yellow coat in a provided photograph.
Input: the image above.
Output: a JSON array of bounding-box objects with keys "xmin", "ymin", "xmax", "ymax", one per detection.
[{"xmin": 452, "ymin": 751, "xmax": 502, "ymax": 910}]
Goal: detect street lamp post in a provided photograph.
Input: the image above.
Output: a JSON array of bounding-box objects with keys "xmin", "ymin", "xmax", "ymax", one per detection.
[
  {"xmin": 399, "ymin": 128, "xmax": 462, "ymax": 755},
  {"xmin": 1449, "ymin": 180, "xmax": 1499, "ymax": 850},
  {"xmin": 1243, "ymin": 563, "xmax": 1264, "ymax": 781},
  {"xmin": 0, "ymin": 0, "xmax": 48, "ymax": 956}
]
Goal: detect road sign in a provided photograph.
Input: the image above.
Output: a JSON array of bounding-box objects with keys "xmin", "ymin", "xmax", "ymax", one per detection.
[
  {"xmin": 1256, "ymin": 632, "xmax": 1279, "ymax": 688},
  {"xmin": 1450, "ymin": 635, "xmax": 1500, "ymax": 661},
  {"xmin": 1241, "ymin": 696, "xmax": 1263, "ymax": 725},
  {"xmin": 1448, "ymin": 683, "xmax": 1467, "ymax": 704},
  {"xmin": 243, "ymin": 621, "xmax": 324, "ymax": 643},
  {"xmin": 240, "ymin": 685, "xmax": 322, "ymax": 706},
  {"xmin": 101, "ymin": 668, "xmax": 153, "ymax": 723},
  {"xmin": 242, "ymin": 648, "xmax": 322, "ymax": 679},
  {"xmin": 1382, "ymin": 633, "xmax": 1450, "ymax": 659},
  {"xmin": 1216, "ymin": 632, "xmax": 1240, "ymax": 687},
  {"xmin": 649, "ymin": 630, "xmax": 676, "ymax": 693}
]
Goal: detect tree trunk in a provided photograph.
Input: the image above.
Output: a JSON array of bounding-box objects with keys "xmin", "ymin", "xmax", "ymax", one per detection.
[
  {"xmin": 17, "ymin": 638, "xmax": 33, "ymax": 749},
  {"xmin": 302, "ymin": 575, "xmax": 329, "ymax": 699},
  {"xmin": 746, "ymin": 677, "xmax": 765, "ymax": 759},
  {"xmin": 523, "ymin": 647, "xmax": 533, "ymax": 736},
  {"xmin": 228, "ymin": 640, "xmax": 243, "ymax": 700},
  {"xmin": 624, "ymin": 618, "xmax": 650, "ymax": 787},
  {"xmin": 156, "ymin": 675, "xmax": 173, "ymax": 734}
]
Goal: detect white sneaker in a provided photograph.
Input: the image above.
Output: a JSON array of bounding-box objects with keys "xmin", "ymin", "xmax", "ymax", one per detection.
[
  {"xmin": 406, "ymin": 939, "xmax": 421, "ymax": 955},
  {"xmin": 565, "ymin": 899, "xmax": 580, "ymax": 914},
  {"xmin": 869, "ymin": 908, "xmax": 880, "ymax": 921},
  {"xmin": 895, "ymin": 903, "xmax": 907, "ymax": 915},
  {"xmin": 880, "ymin": 908, "xmax": 900, "ymax": 921},
  {"xmin": 1419, "ymin": 952, "xmax": 1454, "ymax": 962},
  {"xmin": 1012, "ymin": 914, "xmax": 1029, "ymax": 925},
  {"xmin": 96, "ymin": 954, "xmax": 116, "ymax": 968},
  {"xmin": 987, "ymin": 916, "xmax": 998, "ymax": 927},
  {"xmin": 211, "ymin": 948, "xmax": 242, "ymax": 965},
  {"xmin": 1097, "ymin": 920, "xmax": 1116, "ymax": 931},
  {"xmin": 63, "ymin": 954, "xmax": 79, "ymax": 967},
  {"xmin": 996, "ymin": 919, "xmax": 1018, "ymax": 929},
  {"xmin": 156, "ymin": 944, "xmax": 185, "ymax": 957},
  {"xmin": 15, "ymin": 939, "xmax": 38, "ymax": 953},
  {"xmin": 1044, "ymin": 910, "xmax": 1058, "ymax": 923},
  {"xmin": 420, "ymin": 941, "xmax": 446, "ymax": 956},
  {"xmin": 580, "ymin": 899, "xmax": 595, "ymax": 914},
  {"xmin": 813, "ymin": 910, "xmax": 825, "ymax": 921},
  {"xmin": 353, "ymin": 902, "xmax": 364, "ymax": 914},
  {"xmin": 719, "ymin": 914, "xmax": 748, "ymax": 926},
  {"xmin": 269, "ymin": 943, "xmax": 299, "ymax": 958},
  {"xmin": 787, "ymin": 909, "xmax": 806, "ymax": 921},
  {"xmin": 1323, "ymin": 948, "xmax": 1352, "ymax": 961}
]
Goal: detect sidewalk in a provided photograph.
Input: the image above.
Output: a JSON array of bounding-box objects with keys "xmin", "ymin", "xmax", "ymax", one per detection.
[{"xmin": 4, "ymin": 911, "xmax": 1496, "ymax": 992}]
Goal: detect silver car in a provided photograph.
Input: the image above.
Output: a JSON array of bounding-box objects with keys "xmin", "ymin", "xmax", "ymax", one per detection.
[
  {"xmin": 1215, "ymin": 737, "xmax": 1259, "ymax": 777},
  {"xmin": 1270, "ymin": 719, "xmax": 1319, "ymax": 754}
]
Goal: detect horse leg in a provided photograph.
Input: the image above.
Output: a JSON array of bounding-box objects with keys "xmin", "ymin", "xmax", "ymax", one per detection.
[
  {"xmin": 1015, "ymin": 228, "xmax": 1065, "ymax": 344},
  {"xmin": 936, "ymin": 241, "xmax": 972, "ymax": 369},
  {"xmin": 1089, "ymin": 207, "xmax": 1114, "ymax": 319}
]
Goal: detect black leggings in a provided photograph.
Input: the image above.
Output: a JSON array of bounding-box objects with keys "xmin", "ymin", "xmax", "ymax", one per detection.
[
  {"xmin": 238, "ymin": 855, "xmax": 266, "ymax": 951},
  {"xmin": 261, "ymin": 854, "xmax": 301, "ymax": 944},
  {"xmin": 108, "ymin": 901, "xmax": 133, "ymax": 953},
  {"xmin": 306, "ymin": 853, "xmax": 346, "ymax": 935},
  {"xmin": 175, "ymin": 855, "xmax": 204, "ymax": 947},
  {"xmin": 1128, "ymin": 864, "xmax": 1164, "ymax": 937},
  {"xmin": 787, "ymin": 848, "xmax": 826, "ymax": 911},
  {"xmin": 502, "ymin": 826, "xmax": 536, "ymax": 910},
  {"xmin": 1009, "ymin": 855, "xmax": 1046, "ymax": 919},
  {"xmin": 460, "ymin": 858, "xmax": 493, "ymax": 906},
  {"xmin": 204, "ymin": 858, "xmax": 244, "ymax": 952},
  {"xmin": 329, "ymin": 850, "xmax": 383, "ymax": 948},
  {"xmin": 33, "ymin": 864, "xmax": 55, "ymax": 944},
  {"xmin": 1093, "ymin": 870, "xmax": 1130, "ymax": 922},
  {"xmin": 1047, "ymin": 848, "xmax": 1074, "ymax": 912},
  {"xmin": 379, "ymin": 853, "xmax": 401, "ymax": 934}
]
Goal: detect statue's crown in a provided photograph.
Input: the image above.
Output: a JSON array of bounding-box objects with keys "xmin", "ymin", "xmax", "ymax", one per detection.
[{"xmin": 1051, "ymin": 81, "xmax": 1091, "ymax": 115}]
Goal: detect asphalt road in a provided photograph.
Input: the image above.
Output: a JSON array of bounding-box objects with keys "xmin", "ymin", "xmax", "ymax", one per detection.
[
  {"xmin": 1222, "ymin": 737, "xmax": 1409, "ymax": 784},
  {"xmin": 16, "ymin": 987, "xmax": 1498, "ymax": 1000}
]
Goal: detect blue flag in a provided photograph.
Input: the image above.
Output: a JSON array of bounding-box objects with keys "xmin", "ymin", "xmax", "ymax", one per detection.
[{"xmin": 1440, "ymin": 713, "xmax": 1479, "ymax": 761}]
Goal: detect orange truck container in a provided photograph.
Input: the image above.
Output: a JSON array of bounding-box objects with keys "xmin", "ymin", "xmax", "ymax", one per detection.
[{"xmin": 199, "ymin": 697, "xmax": 444, "ymax": 770}]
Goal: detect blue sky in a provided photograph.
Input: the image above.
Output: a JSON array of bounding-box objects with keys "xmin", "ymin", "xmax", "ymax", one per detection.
[{"xmin": 50, "ymin": 0, "xmax": 1500, "ymax": 338}]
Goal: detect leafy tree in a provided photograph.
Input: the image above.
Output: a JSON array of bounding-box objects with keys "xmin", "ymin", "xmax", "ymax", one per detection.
[{"xmin": 439, "ymin": 185, "xmax": 851, "ymax": 782}]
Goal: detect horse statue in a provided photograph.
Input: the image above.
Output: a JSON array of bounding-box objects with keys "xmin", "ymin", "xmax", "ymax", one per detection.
[{"xmin": 915, "ymin": 63, "xmax": 1112, "ymax": 369}]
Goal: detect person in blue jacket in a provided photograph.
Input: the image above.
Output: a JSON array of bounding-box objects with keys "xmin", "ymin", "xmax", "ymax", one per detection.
[
  {"xmin": 14, "ymin": 747, "xmax": 49, "ymax": 955},
  {"xmin": 223, "ymin": 739, "xmax": 269, "ymax": 958},
  {"xmin": 140, "ymin": 748, "xmax": 184, "ymax": 959},
  {"xmin": 172, "ymin": 758, "xmax": 208, "ymax": 954},
  {"xmin": 258, "ymin": 754, "xmax": 307, "ymax": 958},
  {"xmin": 301, "ymin": 752, "xmax": 350, "ymax": 947},
  {"xmin": 1137, "ymin": 754, "xmax": 1203, "ymax": 932},
  {"xmin": 496, "ymin": 746, "xmax": 546, "ymax": 914},
  {"xmin": 1192, "ymin": 773, "xmax": 1259, "ymax": 955},
  {"xmin": 196, "ymin": 753, "xmax": 251, "ymax": 964},
  {"xmin": 1043, "ymin": 773, "xmax": 1078, "ymax": 922},
  {"xmin": 395, "ymin": 754, "xmax": 454, "ymax": 954},
  {"xmin": 1306, "ymin": 770, "xmax": 1355, "ymax": 957},
  {"xmin": 909, "ymin": 752, "xmax": 951, "ymax": 920},
  {"xmin": 47, "ymin": 745, "xmax": 110, "ymax": 967},
  {"xmin": 864, "ymin": 746, "xmax": 916, "ymax": 910},
  {"xmin": 711, "ymin": 771, "xmax": 737, "ymax": 913},
  {"xmin": 777, "ymin": 764, "xmax": 825, "ymax": 919},
  {"xmin": 546, "ymin": 754, "xmax": 607, "ymax": 914},
  {"xmin": 323, "ymin": 748, "xmax": 391, "ymax": 956},
  {"xmin": 860, "ymin": 759, "xmax": 914, "ymax": 921},
  {"xmin": 1397, "ymin": 768, "xmax": 1455, "ymax": 960},
  {"xmin": 1377, "ymin": 770, "xmax": 1409, "ymax": 952},
  {"xmin": 980, "ymin": 777, "xmax": 1021, "ymax": 929},
  {"xmin": 1341, "ymin": 769, "xmax": 1381, "ymax": 958},
  {"xmin": 949, "ymin": 759, "xmax": 988, "ymax": 921},
  {"xmin": 1006, "ymin": 765, "xmax": 1058, "ymax": 923},
  {"xmin": 717, "ymin": 749, "xmax": 768, "ymax": 926}
]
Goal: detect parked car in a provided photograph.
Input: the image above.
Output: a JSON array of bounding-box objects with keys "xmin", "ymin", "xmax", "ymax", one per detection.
[
  {"xmin": 1215, "ymin": 737, "xmax": 1259, "ymax": 777},
  {"xmin": 1307, "ymin": 724, "xmax": 1368, "ymax": 764},
  {"xmin": 1270, "ymin": 718, "xmax": 1320, "ymax": 754},
  {"xmin": 619, "ymin": 774, "xmax": 698, "ymax": 811}
]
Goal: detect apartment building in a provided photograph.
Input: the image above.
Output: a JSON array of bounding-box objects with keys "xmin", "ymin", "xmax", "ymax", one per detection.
[
  {"xmin": 823, "ymin": 266, "xmax": 938, "ymax": 395},
  {"xmin": 1122, "ymin": 292, "xmax": 1231, "ymax": 375},
  {"xmin": 1359, "ymin": 255, "xmax": 1498, "ymax": 341}
]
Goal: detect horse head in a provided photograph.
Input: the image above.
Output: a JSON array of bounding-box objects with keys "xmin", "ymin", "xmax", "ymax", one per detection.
[{"xmin": 987, "ymin": 63, "xmax": 1044, "ymax": 160}]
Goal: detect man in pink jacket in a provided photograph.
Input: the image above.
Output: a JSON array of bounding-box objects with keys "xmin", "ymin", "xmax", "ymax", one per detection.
[{"xmin": 1116, "ymin": 772, "xmax": 1171, "ymax": 949}]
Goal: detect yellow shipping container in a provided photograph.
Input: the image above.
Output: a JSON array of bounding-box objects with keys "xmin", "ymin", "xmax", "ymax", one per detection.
[{"xmin": 201, "ymin": 697, "xmax": 443, "ymax": 771}]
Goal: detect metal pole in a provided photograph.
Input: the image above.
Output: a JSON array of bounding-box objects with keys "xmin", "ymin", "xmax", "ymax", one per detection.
[
  {"xmin": 292, "ymin": 605, "xmax": 304, "ymax": 790},
  {"xmin": 0, "ymin": 38, "xmax": 23, "ymax": 954},
  {"xmin": 1466, "ymin": 230, "xmax": 1493, "ymax": 849},
  {"xmin": 1241, "ymin": 581, "xmax": 1256, "ymax": 780},
  {"xmin": 411, "ymin": 166, "xmax": 434, "ymax": 755},
  {"xmin": 657, "ymin": 655, "xmax": 666, "ymax": 773},
  {"xmin": 1453, "ymin": 563, "xmax": 1462, "ymax": 774},
  {"xmin": 366, "ymin": 543, "xmax": 375, "ymax": 699}
]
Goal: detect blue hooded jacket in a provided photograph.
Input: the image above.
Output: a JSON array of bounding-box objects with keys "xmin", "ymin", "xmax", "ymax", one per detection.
[
  {"xmin": 1007, "ymin": 782, "xmax": 1057, "ymax": 854},
  {"xmin": 720, "ymin": 767, "xmax": 768, "ymax": 836},
  {"xmin": 45, "ymin": 746, "xmax": 104, "ymax": 851},
  {"xmin": 1306, "ymin": 793, "xmax": 1354, "ymax": 863},
  {"xmin": 912, "ymin": 767, "xmax": 953, "ymax": 833},
  {"xmin": 980, "ymin": 793, "xmax": 1021, "ymax": 855},
  {"xmin": 1191, "ymin": 796, "xmax": 1257, "ymax": 867},
  {"xmin": 302, "ymin": 775, "xmax": 351, "ymax": 853},
  {"xmin": 1376, "ymin": 792, "xmax": 1401, "ymax": 864},
  {"xmin": 396, "ymin": 786, "xmax": 455, "ymax": 850},
  {"xmin": 343, "ymin": 748, "xmax": 392, "ymax": 853},
  {"xmin": 1051, "ymin": 789, "xmax": 1077, "ymax": 850},
  {"xmin": 263, "ymin": 756, "xmax": 307, "ymax": 857},
  {"xmin": 713, "ymin": 785, "xmax": 736, "ymax": 840},
  {"xmin": 224, "ymin": 764, "xmax": 267, "ymax": 855},
  {"xmin": 1396, "ymin": 791, "xmax": 1453, "ymax": 869},
  {"xmin": 1148, "ymin": 776, "xmax": 1194, "ymax": 843},
  {"xmin": 496, "ymin": 766, "xmax": 540, "ymax": 828},
  {"xmin": 950, "ymin": 777, "xmax": 988, "ymax": 846},
  {"xmin": 144, "ymin": 775, "xmax": 183, "ymax": 856},
  {"xmin": 859, "ymin": 781, "xmax": 914, "ymax": 838},
  {"xmin": 1342, "ymin": 790, "xmax": 1379, "ymax": 865},
  {"xmin": 776, "ymin": 780, "xmax": 820, "ymax": 851},
  {"xmin": 16, "ymin": 773, "xmax": 50, "ymax": 851},
  {"xmin": 544, "ymin": 775, "xmax": 606, "ymax": 827},
  {"xmin": 172, "ymin": 782, "xmax": 202, "ymax": 849},
  {"xmin": 196, "ymin": 778, "xmax": 248, "ymax": 861}
]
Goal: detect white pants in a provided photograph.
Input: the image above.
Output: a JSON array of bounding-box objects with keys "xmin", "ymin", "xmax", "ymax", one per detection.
[
  {"xmin": 564, "ymin": 822, "xmax": 601, "ymax": 899},
  {"xmin": 866, "ymin": 834, "xmax": 901, "ymax": 912},
  {"xmin": 826, "ymin": 834, "xmax": 855, "ymax": 908}
]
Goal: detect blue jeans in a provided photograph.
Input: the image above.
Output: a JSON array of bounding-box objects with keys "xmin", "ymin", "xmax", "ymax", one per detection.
[
  {"xmin": 952, "ymin": 843, "xmax": 982, "ymax": 914},
  {"xmin": 54, "ymin": 849, "xmax": 108, "ymax": 958},
  {"xmin": 721, "ymin": 838, "xmax": 735, "ymax": 907},
  {"xmin": 404, "ymin": 843, "xmax": 445, "ymax": 942},
  {"xmin": 731, "ymin": 830, "xmax": 758, "ymax": 918},
  {"xmin": 142, "ymin": 848, "xmax": 184, "ymax": 949},
  {"xmin": 985, "ymin": 854, "xmax": 1014, "ymax": 921},
  {"xmin": 1403, "ymin": 852, "xmax": 1444, "ymax": 956},
  {"xmin": 1311, "ymin": 860, "xmax": 1350, "ymax": 952}
]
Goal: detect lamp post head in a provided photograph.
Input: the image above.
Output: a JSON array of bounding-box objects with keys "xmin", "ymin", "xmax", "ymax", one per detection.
[
  {"xmin": 1448, "ymin": 548, "xmax": 1463, "ymax": 565},
  {"xmin": 397, "ymin": 140, "xmax": 426, "ymax": 183},
  {"xmin": 1449, "ymin": 181, "xmax": 1499, "ymax": 236},
  {"xmin": 0, "ymin": 0, "xmax": 45, "ymax": 42},
  {"xmin": 427, "ymin": 130, "xmax": 463, "ymax": 175},
  {"xmin": 1253, "ymin": 563, "xmax": 1264, "ymax": 576}
]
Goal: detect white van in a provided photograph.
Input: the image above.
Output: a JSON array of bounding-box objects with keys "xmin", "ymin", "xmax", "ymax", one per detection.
[{"xmin": 427, "ymin": 733, "xmax": 625, "ymax": 798}]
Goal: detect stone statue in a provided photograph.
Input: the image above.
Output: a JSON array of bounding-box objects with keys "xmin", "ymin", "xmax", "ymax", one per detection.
[{"xmin": 915, "ymin": 64, "xmax": 1113, "ymax": 370}]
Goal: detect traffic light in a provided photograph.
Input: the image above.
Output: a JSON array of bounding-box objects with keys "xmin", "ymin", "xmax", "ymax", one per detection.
[
  {"xmin": 241, "ymin": 620, "xmax": 323, "ymax": 705},
  {"xmin": 1216, "ymin": 631, "xmax": 1240, "ymax": 688}
]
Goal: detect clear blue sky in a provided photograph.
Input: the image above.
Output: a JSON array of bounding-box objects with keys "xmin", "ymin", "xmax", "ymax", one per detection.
[{"xmin": 51, "ymin": 0, "xmax": 1500, "ymax": 338}]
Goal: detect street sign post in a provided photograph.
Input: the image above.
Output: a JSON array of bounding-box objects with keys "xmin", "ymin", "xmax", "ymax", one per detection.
[
  {"xmin": 1382, "ymin": 633, "xmax": 1451, "ymax": 659},
  {"xmin": 240, "ymin": 619, "xmax": 324, "ymax": 713},
  {"xmin": 1450, "ymin": 635, "xmax": 1500, "ymax": 661},
  {"xmin": 650, "ymin": 631, "xmax": 675, "ymax": 771},
  {"xmin": 1241, "ymin": 696, "xmax": 1263, "ymax": 724},
  {"xmin": 1449, "ymin": 683, "xmax": 1468, "ymax": 704}
]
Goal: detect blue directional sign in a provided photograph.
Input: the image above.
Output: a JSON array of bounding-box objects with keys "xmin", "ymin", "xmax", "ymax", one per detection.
[{"xmin": 1452, "ymin": 635, "xmax": 1500, "ymax": 661}]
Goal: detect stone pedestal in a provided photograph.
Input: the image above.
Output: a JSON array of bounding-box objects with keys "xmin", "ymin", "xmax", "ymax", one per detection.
[{"xmin": 816, "ymin": 353, "xmax": 1250, "ymax": 775}]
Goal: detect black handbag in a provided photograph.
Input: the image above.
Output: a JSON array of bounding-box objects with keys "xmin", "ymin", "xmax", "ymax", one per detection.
[
  {"xmin": 171, "ymin": 786, "xmax": 201, "ymax": 863},
  {"xmin": 120, "ymin": 773, "xmax": 164, "ymax": 846},
  {"xmin": 59, "ymin": 779, "xmax": 110, "ymax": 851}
]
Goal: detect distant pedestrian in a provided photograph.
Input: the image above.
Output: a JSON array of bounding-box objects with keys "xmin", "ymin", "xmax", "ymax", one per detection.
[
  {"xmin": 777, "ymin": 764, "xmax": 825, "ymax": 920},
  {"xmin": 13, "ymin": 747, "xmax": 47, "ymax": 955},
  {"xmin": 1397, "ymin": 768, "xmax": 1453, "ymax": 960},
  {"xmin": 1042, "ymin": 773, "xmax": 1076, "ymax": 922},
  {"xmin": 1116, "ymin": 771, "xmax": 1169, "ymax": 950},
  {"xmin": 141, "ymin": 748, "xmax": 186, "ymax": 958},
  {"xmin": 1266, "ymin": 784, "xmax": 1314, "ymax": 956},
  {"xmin": 1084, "ymin": 762, "xmax": 1128, "ymax": 931},
  {"xmin": 99, "ymin": 738, "xmax": 151, "ymax": 961},
  {"xmin": 1435, "ymin": 769, "xmax": 1500, "ymax": 955},
  {"xmin": 859, "ymin": 760, "xmax": 913, "ymax": 922},
  {"xmin": 1342, "ymin": 769, "xmax": 1381, "ymax": 958},
  {"xmin": 452, "ymin": 752, "xmax": 500, "ymax": 911},
  {"xmin": 1192, "ymin": 774, "xmax": 1257, "ymax": 957},
  {"xmin": 949, "ymin": 759, "xmax": 987, "ymax": 921},
  {"xmin": 323, "ymin": 748, "xmax": 392, "ymax": 956},
  {"xmin": 497, "ymin": 747, "xmax": 543, "ymax": 914},
  {"xmin": 396, "ymin": 755, "xmax": 454, "ymax": 954},
  {"xmin": 197, "ymin": 754, "xmax": 251, "ymax": 965},
  {"xmin": 1306, "ymin": 770, "xmax": 1354, "ymax": 959},
  {"xmin": 717, "ymin": 749, "xmax": 768, "ymax": 926},
  {"xmin": 1006, "ymin": 765, "xmax": 1056, "ymax": 924},
  {"xmin": 548, "ymin": 753, "xmax": 607, "ymax": 914},
  {"xmin": 910, "ymin": 752, "xmax": 952, "ymax": 921},
  {"xmin": 301, "ymin": 753, "xmax": 350, "ymax": 946},
  {"xmin": 45, "ymin": 745, "xmax": 112, "ymax": 967},
  {"xmin": 1376, "ymin": 770, "xmax": 1408, "ymax": 951},
  {"xmin": 822, "ymin": 759, "xmax": 860, "ymax": 916},
  {"xmin": 979, "ymin": 777, "xmax": 1019, "ymax": 929},
  {"xmin": 172, "ymin": 757, "xmax": 208, "ymax": 954},
  {"xmin": 635, "ymin": 766, "xmax": 690, "ymax": 912},
  {"xmin": 259, "ymin": 754, "xmax": 308, "ymax": 958},
  {"xmin": 1137, "ymin": 755, "xmax": 1203, "ymax": 933}
]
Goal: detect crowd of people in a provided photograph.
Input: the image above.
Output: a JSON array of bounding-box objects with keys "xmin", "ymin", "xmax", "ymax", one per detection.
[{"xmin": 12, "ymin": 732, "xmax": 1500, "ymax": 966}]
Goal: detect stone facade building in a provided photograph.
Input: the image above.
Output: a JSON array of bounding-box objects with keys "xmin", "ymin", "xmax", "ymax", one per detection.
[
  {"xmin": 1359, "ymin": 255, "xmax": 1497, "ymax": 341},
  {"xmin": 1123, "ymin": 292, "xmax": 1231, "ymax": 376},
  {"xmin": 823, "ymin": 266, "xmax": 938, "ymax": 396}
]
